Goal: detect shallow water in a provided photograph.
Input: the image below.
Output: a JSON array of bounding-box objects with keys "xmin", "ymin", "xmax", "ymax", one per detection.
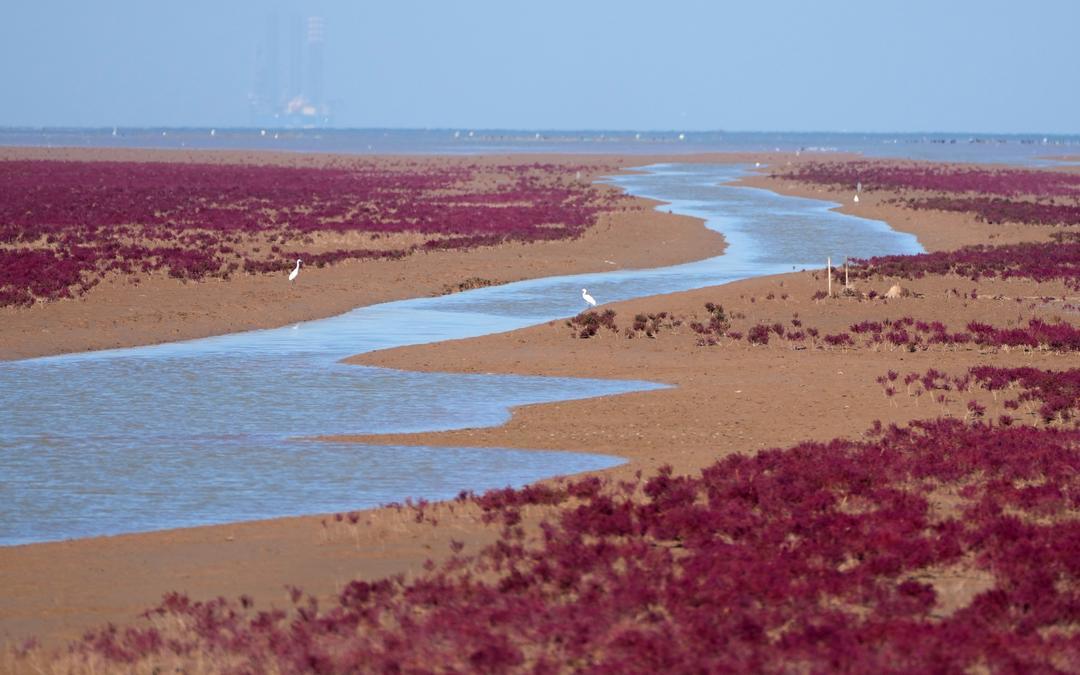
[
  {"xmin": 3, "ymin": 128, "xmax": 1078, "ymax": 165},
  {"xmin": 0, "ymin": 163, "xmax": 922, "ymax": 545}
]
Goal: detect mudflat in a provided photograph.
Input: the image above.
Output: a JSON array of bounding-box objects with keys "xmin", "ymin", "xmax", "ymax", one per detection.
[{"xmin": 2, "ymin": 153, "xmax": 1077, "ymax": 664}]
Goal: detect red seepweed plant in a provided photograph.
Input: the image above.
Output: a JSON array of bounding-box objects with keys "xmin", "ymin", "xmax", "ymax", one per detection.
[
  {"xmin": 0, "ymin": 159, "xmax": 615, "ymax": 306},
  {"xmin": 59, "ymin": 417, "xmax": 1079, "ymax": 673}
]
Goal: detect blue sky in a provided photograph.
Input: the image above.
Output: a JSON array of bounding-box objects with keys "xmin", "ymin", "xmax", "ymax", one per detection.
[{"xmin": 1, "ymin": 0, "xmax": 1077, "ymax": 132}]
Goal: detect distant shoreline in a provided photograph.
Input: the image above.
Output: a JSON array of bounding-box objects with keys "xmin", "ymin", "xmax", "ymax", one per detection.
[{"xmin": 1, "ymin": 127, "xmax": 1078, "ymax": 163}]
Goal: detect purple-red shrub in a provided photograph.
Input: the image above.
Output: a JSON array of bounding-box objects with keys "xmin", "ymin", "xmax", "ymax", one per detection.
[
  {"xmin": 848, "ymin": 241, "xmax": 1080, "ymax": 290},
  {"xmin": 747, "ymin": 324, "xmax": 771, "ymax": 345},
  {"xmin": 777, "ymin": 161, "xmax": 1080, "ymax": 227},
  {"xmin": 969, "ymin": 366, "xmax": 1080, "ymax": 423},
  {"xmin": 70, "ymin": 419, "xmax": 1080, "ymax": 672},
  {"xmin": 902, "ymin": 196, "xmax": 1080, "ymax": 226},
  {"xmin": 882, "ymin": 365, "xmax": 1080, "ymax": 425},
  {"xmin": 0, "ymin": 159, "xmax": 612, "ymax": 306},
  {"xmin": 777, "ymin": 161, "xmax": 1080, "ymax": 198}
]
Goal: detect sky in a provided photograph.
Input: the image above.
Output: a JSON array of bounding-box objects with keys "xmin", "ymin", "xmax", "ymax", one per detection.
[{"xmin": 1, "ymin": 0, "xmax": 1078, "ymax": 133}]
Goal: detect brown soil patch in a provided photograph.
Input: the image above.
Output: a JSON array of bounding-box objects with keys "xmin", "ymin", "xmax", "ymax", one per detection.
[
  {"xmin": 1, "ymin": 149, "xmax": 790, "ymax": 360},
  {"xmin": 3, "ymin": 152, "xmax": 1074, "ymax": 656}
]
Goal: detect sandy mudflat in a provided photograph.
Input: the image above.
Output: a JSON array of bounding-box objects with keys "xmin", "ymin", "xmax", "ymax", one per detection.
[
  {"xmin": 2, "ymin": 151, "xmax": 1077, "ymax": 655},
  {"xmin": 0, "ymin": 148, "xmax": 787, "ymax": 360}
]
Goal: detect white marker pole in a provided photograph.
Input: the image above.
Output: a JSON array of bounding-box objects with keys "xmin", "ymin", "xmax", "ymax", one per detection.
[{"xmin": 827, "ymin": 257, "xmax": 832, "ymax": 297}]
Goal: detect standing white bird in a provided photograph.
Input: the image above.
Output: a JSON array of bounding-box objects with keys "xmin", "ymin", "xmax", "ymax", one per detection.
[
  {"xmin": 288, "ymin": 259, "xmax": 302, "ymax": 281},
  {"xmin": 582, "ymin": 288, "xmax": 597, "ymax": 307}
]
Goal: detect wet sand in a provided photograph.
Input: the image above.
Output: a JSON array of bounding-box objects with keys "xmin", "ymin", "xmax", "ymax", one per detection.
[
  {"xmin": 2, "ymin": 152, "xmax": 1076, "ymax": 655},
  {"xmin": 0, "ymin": 148, "xmax": 788, "ymax": 361}
]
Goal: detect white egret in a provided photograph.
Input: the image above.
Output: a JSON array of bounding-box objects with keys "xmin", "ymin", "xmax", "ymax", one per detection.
[
  {"xmin": 582, "ymin": 288, "xmax": 597, "ymax": 307},
  {"xmin": 288, "ymin": 259, "xmax": 302, "ymax": 281}
]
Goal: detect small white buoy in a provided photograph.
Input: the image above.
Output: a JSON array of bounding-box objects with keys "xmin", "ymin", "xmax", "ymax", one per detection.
[
  {"xmin": 260, "ymin": 129, "xmax": 267, "ymax": 136},
  {"xmin": 210, "ymin": 128, "xmax": 216, "ymax": 136},
  {"xmin": 582, "ymin": 288, "xmax": 597, "ymax": 307},
  {"xmin": 678, "ymin": 133, "xmax": 685, "ymax": 141},
  {"xmin": 288, "ymin": 258, "xmax": 302, "ymax": 281}
]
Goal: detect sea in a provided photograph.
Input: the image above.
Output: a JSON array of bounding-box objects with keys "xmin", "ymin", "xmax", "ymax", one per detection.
[{"xmin": 2, "ymin": 128, "xmax": 1079, "ymax": 166}]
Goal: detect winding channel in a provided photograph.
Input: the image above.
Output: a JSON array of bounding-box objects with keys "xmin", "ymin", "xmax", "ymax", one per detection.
[{"xmin": 0, "ymin": 163, "xmax": 922, "ymax": 545}]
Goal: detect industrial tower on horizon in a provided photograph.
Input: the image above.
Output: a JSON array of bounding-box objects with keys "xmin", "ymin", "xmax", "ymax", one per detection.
[{"xmin": 250, "ymin": 14, "xmax": 331, "ymax": 127}]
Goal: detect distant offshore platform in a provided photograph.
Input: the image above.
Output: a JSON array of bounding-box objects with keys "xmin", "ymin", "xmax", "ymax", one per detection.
[{"xmin": 249, "ymin": 14, "xmax": 332, "ymax": 128}]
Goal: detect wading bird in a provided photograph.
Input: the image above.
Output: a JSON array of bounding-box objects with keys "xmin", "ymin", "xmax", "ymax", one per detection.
[
  {"xmin": 289, "ymin": 259, "xmax": 302, "ymax": 282},
  {"xmin": 582, "ymin": 288, "xmax": 597, "ymax": 307}
]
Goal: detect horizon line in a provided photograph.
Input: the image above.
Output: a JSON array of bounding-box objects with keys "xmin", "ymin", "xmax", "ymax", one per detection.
[{"xmin": 1, "ymin": 125, "xmax": 1079, "ymax": 138}]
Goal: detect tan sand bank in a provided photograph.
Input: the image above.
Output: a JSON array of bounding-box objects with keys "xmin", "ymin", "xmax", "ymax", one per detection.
[
  {"xmin": 3, "ymin": 154, "xmax": 1075, "ymax": 654},
  {"xmin": 0, "ymin": 149, "xmax": 794, "ymax": 360}
]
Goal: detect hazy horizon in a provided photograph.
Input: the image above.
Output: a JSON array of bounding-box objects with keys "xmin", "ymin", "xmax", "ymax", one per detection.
[
  {"xmin": 3, "ymin": 0, "xmax": 1078, "ymax": 134},
  {"xmin": 4, "ymin": 126, "xmax": 1080, "ymax": 136}
]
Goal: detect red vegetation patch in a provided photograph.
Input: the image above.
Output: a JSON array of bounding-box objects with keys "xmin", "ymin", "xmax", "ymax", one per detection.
[
  {"xmin": 777, "ymin": 161, "xmax": 1080, "ymax": 198},
  {"xmin": 903, "ymin": 196, "xmax": 1080, "ymax": 227},
  {"xmin": 881, "ymin": 366, "xmax": 1080, "ymax": 426},
  {"xmin": 71, "ymin": 420, "xmax": 1079, "ymax": 672},
  {"xmin": 0, "ymin": 159, "xmax": 612, "ymax": 306},
  {"xmin": 840, "ymin": 315, "xmax": 1080, "ymax": 352},
  {"xmin": 968, "ymin": 366, "xmax": 1080, "ymax": 424},
  {"xmin": 776, "ymin": 161, "xmax": 1080, "ymax": 226},
  {"xmin": 566, "ymin": 309, "xmax": 619, "ymax": 339},
  {"xmin": 848, "ymin": 239, "xmax": 1080, "ymax": 290}
]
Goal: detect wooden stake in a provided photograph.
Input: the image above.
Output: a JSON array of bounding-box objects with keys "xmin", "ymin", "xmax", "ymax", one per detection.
[
  {"xmin": 845, "ymin": 262, "xmax": 849, "ymax": 289},
  {"xmin": 827, "ymin": 257, "xmax": 832, "ymax": 297}
]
